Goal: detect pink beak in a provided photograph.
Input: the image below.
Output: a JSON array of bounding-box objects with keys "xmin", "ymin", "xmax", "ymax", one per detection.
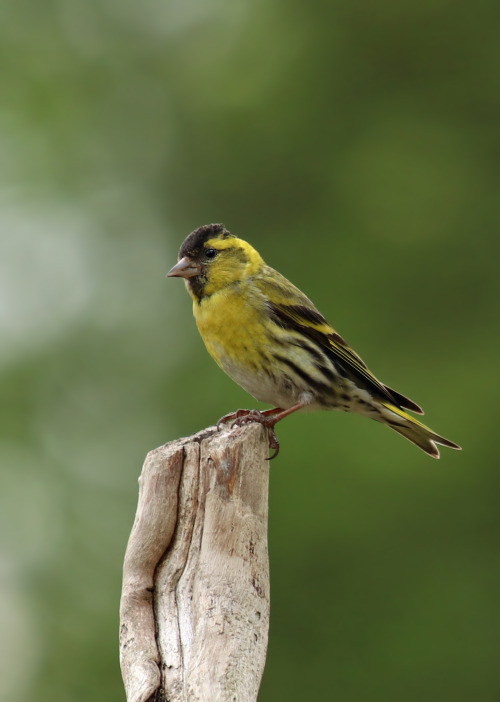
[{"xmin": 167, "ymin": 256, "xmax": 202, "ymax": 279}]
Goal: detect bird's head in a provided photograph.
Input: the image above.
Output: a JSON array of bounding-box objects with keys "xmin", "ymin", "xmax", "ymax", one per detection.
[{"xmin": 167, "ymin": 224, "xmax": 263, "ymax": 301}]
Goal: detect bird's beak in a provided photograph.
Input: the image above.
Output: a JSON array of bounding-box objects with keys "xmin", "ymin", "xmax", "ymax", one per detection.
[{"xmin": 167, "ymin": 256, "xmax": 202, "ymax": 279}]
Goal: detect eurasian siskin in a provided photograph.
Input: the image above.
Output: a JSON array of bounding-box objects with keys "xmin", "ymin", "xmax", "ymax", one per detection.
[{"xmin": 168, "ymin": 224, "xmax": 461, "ymax": 459}]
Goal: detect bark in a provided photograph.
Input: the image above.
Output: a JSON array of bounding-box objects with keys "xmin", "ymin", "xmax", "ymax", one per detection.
[{"xmin": 120, "ymin": 423, "xmax": 270, "ymax": 702}]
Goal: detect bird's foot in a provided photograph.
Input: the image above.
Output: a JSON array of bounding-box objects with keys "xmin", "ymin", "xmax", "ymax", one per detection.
[
  {"xmin": 217, "ymin": 407, "xmax": 283, "ymax": 460},
  {"xmin": 216, "ymin": 408, "xmax": 253, "ymax": 432}
]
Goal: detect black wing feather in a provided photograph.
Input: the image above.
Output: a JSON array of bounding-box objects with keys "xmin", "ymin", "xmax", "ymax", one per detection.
[{"xmin": 267, "ymin": 301, "xmax": 422, "ymax": 413}]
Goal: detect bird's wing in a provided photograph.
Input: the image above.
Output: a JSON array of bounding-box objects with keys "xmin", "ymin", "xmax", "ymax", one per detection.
[{"xmin": 255, "ymin": 268, "xmax": 423, "ymax": 413}]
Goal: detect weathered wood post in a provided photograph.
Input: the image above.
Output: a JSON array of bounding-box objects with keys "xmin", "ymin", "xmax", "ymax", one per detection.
[{"xmin": 119, "ymin": 423, "xmax": 271, "ymax": 702}]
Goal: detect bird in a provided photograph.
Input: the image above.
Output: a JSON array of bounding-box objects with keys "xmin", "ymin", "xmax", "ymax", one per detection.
[{"xmin": 168, "ymin": 223, "xmax": 461, "ymax": 460}]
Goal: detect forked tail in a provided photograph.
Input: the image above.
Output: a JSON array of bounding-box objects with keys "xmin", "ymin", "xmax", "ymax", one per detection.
[{"xmin": 379, "ymin": 402, "xmax": 461, "ymax": 459}]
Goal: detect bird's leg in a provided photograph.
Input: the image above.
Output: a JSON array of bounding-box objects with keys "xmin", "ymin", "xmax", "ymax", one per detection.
[
  {"xmin": 217, "ymin": 407, "xmax": 283, "ymax": 431},
  {"xmin": 222, "ymin": 402, "xmax": 305, "ymax": 460},
  {"xmin": 261, "ymin": 403, "xmax": 306, "ymax": 459}
]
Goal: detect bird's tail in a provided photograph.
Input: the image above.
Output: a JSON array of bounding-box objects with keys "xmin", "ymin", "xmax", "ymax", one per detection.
[{"xmin": 378, "ymin": 402, "xmax": 461, "ymax": 459}]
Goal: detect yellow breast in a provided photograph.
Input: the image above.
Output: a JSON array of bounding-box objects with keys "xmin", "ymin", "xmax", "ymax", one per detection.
[{"xmin": 193, "ymin": 287, "xmax": 268, "ymax": 370}]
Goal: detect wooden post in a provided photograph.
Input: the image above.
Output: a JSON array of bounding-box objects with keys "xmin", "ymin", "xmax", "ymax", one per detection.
[{"xmin": 119, "ymin": 423, "xmax": 271, "ymax": 702}]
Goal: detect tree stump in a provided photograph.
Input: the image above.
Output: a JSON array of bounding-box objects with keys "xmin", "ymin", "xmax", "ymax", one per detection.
[{"xmin": 119, "ymin": 423, "xmax": 271, "ymax": 702}]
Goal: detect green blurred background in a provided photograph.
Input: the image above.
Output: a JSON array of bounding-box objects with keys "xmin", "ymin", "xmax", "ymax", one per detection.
[{"xmin": 1, "ymin": 0, "xmax": 498, "ymax": 700}]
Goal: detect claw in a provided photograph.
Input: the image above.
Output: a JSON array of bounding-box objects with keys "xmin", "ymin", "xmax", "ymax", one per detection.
[
  {"xmin": 216, "ymin": 407, "xmax": 284, "ymax": 459},
  {"xmin": 266, "ymin": 427, "xmax": 280, "ymax": 460}
]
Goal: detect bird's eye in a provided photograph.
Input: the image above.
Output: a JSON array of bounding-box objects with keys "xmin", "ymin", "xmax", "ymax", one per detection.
[{"xmin": 205, "ymin": 248, "xmax": 218, "ymax": 259}]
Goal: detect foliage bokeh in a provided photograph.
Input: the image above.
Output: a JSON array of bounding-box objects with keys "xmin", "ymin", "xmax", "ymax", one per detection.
[{"xmin": 1, "ymin": 1, "xmax": 499, "ymax": 700}]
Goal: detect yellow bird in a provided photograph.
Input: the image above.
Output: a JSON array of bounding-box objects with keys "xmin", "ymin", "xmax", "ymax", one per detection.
[{"xmin": 168, "ymin": 223, "xmax": 461, "ymax": 459}]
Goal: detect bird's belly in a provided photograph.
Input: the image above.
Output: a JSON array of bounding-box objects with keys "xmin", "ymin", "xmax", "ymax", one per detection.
[{"xmin": 220, "ymin": 353, "xmax": 283, "ymax": 403}]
